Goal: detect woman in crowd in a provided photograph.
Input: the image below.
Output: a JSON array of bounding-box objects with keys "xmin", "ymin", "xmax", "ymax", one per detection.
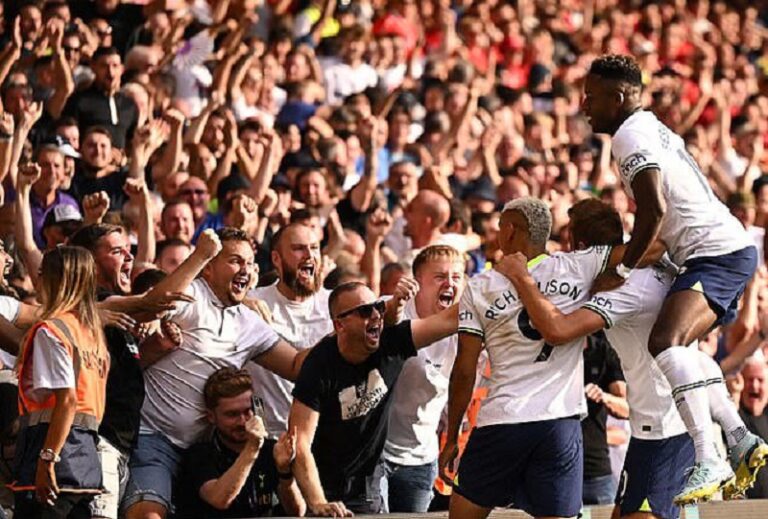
[{"xmin": 11, "ymin": 246, "xmax": 109, "ymax": 518}]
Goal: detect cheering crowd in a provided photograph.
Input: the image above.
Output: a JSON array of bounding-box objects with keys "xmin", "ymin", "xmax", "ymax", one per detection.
[{"xmin": 1, "ymin": 0, "xmax": 768, "ymax": 518}]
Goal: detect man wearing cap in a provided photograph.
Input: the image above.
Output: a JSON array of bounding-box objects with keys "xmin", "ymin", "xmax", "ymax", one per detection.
[
  {"xmin": 48, "ymin": 134, "xmax": 81, "ymax": 192},
  {"xmin": 41, "ymin": 205, "xmax": 84, "ymax": 249},
  {"xmin": 28, "ymin": 143, "xmax": 81, "ymax": 249}
]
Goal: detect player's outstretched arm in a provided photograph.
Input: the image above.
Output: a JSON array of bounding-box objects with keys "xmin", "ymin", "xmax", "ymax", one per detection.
[
  {"xmin": 618, "ymin": 169, "xmax": 666, "ymax": 268},
  {"xmin": 495, "ymin": 253, "xmax": 605, "ymax": 345}
]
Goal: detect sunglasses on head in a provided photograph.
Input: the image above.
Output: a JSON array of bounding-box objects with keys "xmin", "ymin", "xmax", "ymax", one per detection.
[{"xmin": 335, "ymin": 299, "xmax": 386, "ymax": 320}]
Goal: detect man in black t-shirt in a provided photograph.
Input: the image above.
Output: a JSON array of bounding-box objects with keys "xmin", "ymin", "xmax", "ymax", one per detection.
[
  {"xmin": 581, "ymin": 333, "xmax": 628, "ymax": 505},
  {"xmin": 289, "ymin": 280, "xmax": 459, "ymax": 516},
  {"xmin": 61, "ymin": 46, "xmax": 138, "ymax": 149},
  {"xmin": 178, "ymin": 368, "xmax": 305, "ymax": 518}
]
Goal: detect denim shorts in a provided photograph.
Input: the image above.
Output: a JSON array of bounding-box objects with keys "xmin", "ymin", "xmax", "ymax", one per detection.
[
  {"xmin": 90, "ymin": 437, "xmax": 130, "ymax": 519},
  {"xmin": 122, "ymin": 432, "xmax": 185, "ymax": 514}
]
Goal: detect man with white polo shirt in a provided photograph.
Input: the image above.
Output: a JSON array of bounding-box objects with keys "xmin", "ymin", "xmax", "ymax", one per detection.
[
  {"xmin": 441, "ymin": 197, "xmax": 612, "ymax": 519},
  {"xmin": 375, "ymin": 245, "xmax": 466, "ymax": 513},
  {"xmin": 124, "ymin": 228, "xmax": 312, "ymax": 519},
  {"xmin": 249, "ymin": 222, "xmax": 332, "ymax": 437}
]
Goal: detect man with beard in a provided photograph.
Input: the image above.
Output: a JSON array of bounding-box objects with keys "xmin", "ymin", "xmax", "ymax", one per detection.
[
  {"xmin": 375, "ymin": 245, "xmax": 466, "ymax": 513},
  {"xmin": 289, "ymin": 280, "xmax": 459, "ymax": 516},
  {"xmin": 249, "ymin": 223, "xmax": 332, "ymax": 437},
  {"xmin": 124, "ymin": 228, "xmax": 314, "ymax": 519}
]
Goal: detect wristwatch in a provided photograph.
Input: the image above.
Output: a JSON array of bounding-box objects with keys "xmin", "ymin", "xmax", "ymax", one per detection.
[
  {"xmin": 39, "ymin": 449, "xmax": 61, "ymax": 463},
  {"xmin": 277, "ymin": 470, "xmax": 294, "ymax": 480},
  {"xmin": 615, "ymin": 263, "xmax": 632, "ymax": 280}
]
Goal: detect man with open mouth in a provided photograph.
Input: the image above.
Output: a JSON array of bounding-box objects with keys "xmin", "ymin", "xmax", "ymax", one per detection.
[
  {"xmin": 288, "ymin": 278, "xmax": 459, "ymax": 517},
  {"xmin": 738, "ymin": 357, "xmax": 768, "ymax": 498},
  {"xmin": 122, "ymin": 228, "xmax": 316, "ymax": 519},
  {"xmin": 374, "ymin": 244, "xmax": 466, "ymax": 513},
  {"xmin": 249, "ymin": 222, "xmax": 333, "ymax": 438}
]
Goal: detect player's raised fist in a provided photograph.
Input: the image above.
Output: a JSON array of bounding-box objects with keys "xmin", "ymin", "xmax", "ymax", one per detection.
[{"xmin": 495, "ymin": 252, "xmax": 528, "ymax": 282}]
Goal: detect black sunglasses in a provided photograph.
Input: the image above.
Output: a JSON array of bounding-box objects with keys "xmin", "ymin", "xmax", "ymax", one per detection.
[{"xmin": 336, "ymin": 299, "xmax": 386, "ymax": 320}]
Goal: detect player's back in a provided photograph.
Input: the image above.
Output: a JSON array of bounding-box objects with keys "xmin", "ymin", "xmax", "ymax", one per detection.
[
  {"xmin": 585, "ymin": 266, "xmax": 687, "ymax": 440},
  {"xmin": 612, "ymin": 111, "xmax": 752, "ymax": 265},
  {"xmin": 459, "ymin": 247, "xmax": 611, "ymax": 427}
]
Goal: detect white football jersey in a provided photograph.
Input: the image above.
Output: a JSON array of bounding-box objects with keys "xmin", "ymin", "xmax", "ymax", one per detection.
[
  {"xmin": 583, "ymin": 267, "xmax": 687, "ymax": 440},
  {"xmin": 459, "ymin": 248, "xmax": 611, "ymax": 427},
  {"xmin": 612, "ymin": 110, "xmax": 752, "ymax": 265}
]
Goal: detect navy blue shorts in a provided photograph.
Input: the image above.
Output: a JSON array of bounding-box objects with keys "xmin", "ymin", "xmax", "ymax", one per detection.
[
  {"xmin": 454, "ymin": 418, "xmax": 583, "ymax": 517},
  {"xmin": 669, "ymin": 246, "xmax": 758, "ymax": 326},
  {"xmin": 616, "ymin": 433, "xmax": 694, "ymax": 519}
]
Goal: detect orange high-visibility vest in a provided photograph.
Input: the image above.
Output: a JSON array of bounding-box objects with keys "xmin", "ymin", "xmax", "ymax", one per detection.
[{"xmin": 17, "ymin": 313, "xmax": 108, "ymax": 431}]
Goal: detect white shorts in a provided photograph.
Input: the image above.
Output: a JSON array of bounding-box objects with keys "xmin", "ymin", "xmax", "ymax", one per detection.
[{"xmin": 90, "ymin": 437, "xmax": 130, "ymax": 519}]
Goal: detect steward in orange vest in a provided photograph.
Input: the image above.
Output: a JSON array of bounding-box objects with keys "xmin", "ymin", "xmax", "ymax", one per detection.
[{"xmin": 11, "ymin": 312, "xmax": 109, "ymax": 496}]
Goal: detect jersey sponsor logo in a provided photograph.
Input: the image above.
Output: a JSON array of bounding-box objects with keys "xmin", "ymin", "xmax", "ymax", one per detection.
[
  {"xmin": 620, "ymin": 152, "xmax": 649, "ymax": 176},
  {"xmin": 588, "ymin": 295, "xmax": 613, "ymax": 310},
  {"xmin": 338, "ymin": 369, "xmax": 388, "ymax": 420}
]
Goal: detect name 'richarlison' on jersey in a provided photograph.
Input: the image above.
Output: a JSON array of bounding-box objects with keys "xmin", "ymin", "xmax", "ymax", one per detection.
[{"xmin": 478, "ymin": 278, "xmax": 588, "ymax": 321}]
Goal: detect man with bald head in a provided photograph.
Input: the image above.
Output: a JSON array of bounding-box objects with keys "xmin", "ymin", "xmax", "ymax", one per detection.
[
  {"xmin": 739, "ymin": 358, "xmax": 768, "ymax": 498},
  {"xmin": 404, "ymin": 190, "xmax": 451, "ymax": 249},
  {"xmin": 401, "ymin": 190, "xmax": 472, "ymax": 267},
  {"xmin": 289, "ymin": 280, "xmax": 459, "ymax": 515},
  {"xmin": 249, "ymin": 223, "xmax": 333, "ymax": 437}
]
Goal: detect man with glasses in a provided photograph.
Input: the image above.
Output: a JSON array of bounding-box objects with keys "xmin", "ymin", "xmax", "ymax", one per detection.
[
  {"xmin": 288, "ymin": 280, "xmax": 459, "ymax": 516},
  {"xmin": 178, "ymin": 177, "xmax": 223, "ymax": 242}
]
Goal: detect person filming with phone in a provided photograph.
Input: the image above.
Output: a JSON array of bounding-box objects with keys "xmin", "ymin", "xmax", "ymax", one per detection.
[{"xmin": 177, "ymin": 368, "xmax": 305, "ymax": 518}]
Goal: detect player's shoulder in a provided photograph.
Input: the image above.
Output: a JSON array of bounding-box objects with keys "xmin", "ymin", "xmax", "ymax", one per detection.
[
  {"xmin": 465, "ymin": 269, "xmax": 516, "ymax": 301},
  {"xmin": 612, "ymin": 112, "xmax": 663, "ymax": 154},
  {"xmin": 466, "ymin": 269, "xmax": 502, "ymax": 289}
]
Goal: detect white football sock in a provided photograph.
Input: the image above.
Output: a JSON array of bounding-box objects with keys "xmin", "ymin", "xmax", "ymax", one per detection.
[
  {"xmin": 696, "ymin": 350, "xmax": 748, "ymax": 449},
  {"xmin": 656, "ymin": 346, "xmax": 719, "ymax": 463}
]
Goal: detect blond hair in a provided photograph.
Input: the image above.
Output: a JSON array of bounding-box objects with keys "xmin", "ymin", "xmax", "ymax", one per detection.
[{"xmin": 412, "ymin": 245, "xmax": 465, "ymax": 277}]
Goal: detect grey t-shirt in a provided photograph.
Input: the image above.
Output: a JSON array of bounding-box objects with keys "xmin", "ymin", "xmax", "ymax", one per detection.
[{"xmin": 141, "ymin": 279, "xmax": 280, "ymax": 448}]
